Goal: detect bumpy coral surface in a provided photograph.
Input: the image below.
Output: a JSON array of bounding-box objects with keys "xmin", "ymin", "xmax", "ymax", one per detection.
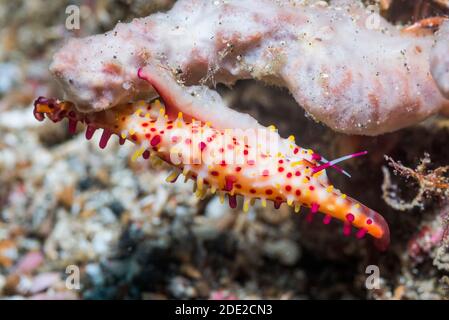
[{"xmin": 50, "ymin": 0, "xmax": 449, "ymax": 135}]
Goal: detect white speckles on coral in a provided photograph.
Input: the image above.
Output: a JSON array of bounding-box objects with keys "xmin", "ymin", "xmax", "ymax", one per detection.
[{"xmin": 51, "ymin": 0, "xmax": 449, "ymax": 135}]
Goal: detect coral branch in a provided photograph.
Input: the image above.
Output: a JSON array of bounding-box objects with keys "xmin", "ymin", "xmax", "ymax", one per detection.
[{"xmin": 49, "ymin": 0, "xmax": 449, "ymax": 135}]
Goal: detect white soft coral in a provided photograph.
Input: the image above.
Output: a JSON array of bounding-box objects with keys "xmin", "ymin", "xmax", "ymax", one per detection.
[{"xmin": 50, "ymin": 0, "xmax": 449, "ymax": 135}]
